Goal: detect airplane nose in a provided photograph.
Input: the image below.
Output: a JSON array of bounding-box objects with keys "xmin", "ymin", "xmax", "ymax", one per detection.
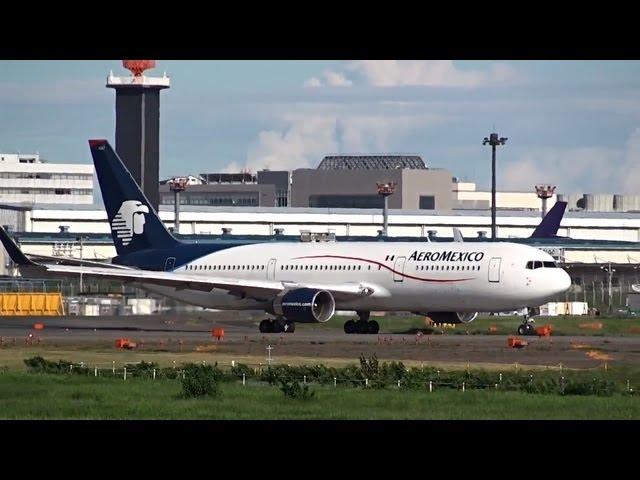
[{"xmin": 557, "ymin": 269, "xmax": 571, "ymax": 294}]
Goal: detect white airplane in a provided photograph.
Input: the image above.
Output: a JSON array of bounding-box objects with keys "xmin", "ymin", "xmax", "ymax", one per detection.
[{"xmin": 0, "ymin": 139, "xmax": 571, "ymax": 336}]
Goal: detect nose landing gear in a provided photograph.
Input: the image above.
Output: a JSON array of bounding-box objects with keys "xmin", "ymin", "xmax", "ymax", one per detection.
[
  {"xmin": 517, "ymin": 308, "xmax": 539, "ymax": 336},
  {"xmin": 344, "ymin": 311, "xmax": 379, "ymax": 334}
]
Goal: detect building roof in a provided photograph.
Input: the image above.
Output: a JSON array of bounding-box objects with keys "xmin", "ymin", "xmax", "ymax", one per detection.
[{"xmin": 317, "ymin": 155, "xmax": 426, "ymax": 171}]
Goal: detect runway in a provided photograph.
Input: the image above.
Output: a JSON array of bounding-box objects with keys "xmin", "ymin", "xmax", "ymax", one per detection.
[{"xmin": 0, "ymin": 313, "xmax": 638, "ymax": 369}]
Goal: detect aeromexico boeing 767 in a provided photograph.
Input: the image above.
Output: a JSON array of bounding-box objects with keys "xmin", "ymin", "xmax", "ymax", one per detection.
[{"xmin": 0, "ymin": 140, "xmax": 571, "ymax": 335}]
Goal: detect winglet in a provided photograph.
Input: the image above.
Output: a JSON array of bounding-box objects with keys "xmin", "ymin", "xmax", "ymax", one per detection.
[
  {"xmin": 88, "ymin": 139, "xmax": 108, "ymax": 148},
  {"xmin": 530, "ymin": 201, "xmax": 567, "ymax": 238},
  {"xmin": 0, "ymin": 226, "xmax": 37, "ymax": 266}
]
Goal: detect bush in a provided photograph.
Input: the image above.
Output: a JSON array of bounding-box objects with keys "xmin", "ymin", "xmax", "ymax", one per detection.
[
  {"xmin": 180, "ymin": 364, "xmax": 221, "ymax": 399},
  {"xmin": 231, "ymin": 363, "xmax": 254, "ymax": 380},
  {"xmin": 24, "ymin": 356, "xmax": 77, "ymax": 374},
  {"xmin": 279, "ymin": 379, "xmax": 315, "ymax": 400},
  {"xmin": 123, "ymin": 361, "xmax": 158, "ymax": 379}
]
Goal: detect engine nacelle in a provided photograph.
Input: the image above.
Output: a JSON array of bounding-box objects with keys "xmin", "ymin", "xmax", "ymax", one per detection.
[
  {"xmin": 271, "ymin": 288, "xmax": 335, "ymax": 323},
  {"xmin": 427, "ymin": 312, "xmax": 478, "ymax": 324}
]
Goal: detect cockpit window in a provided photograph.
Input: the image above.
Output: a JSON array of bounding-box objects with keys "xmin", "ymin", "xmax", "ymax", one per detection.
[{"xmin": 527, "ymin": 260, "xmax": 558, "ymax": 269}]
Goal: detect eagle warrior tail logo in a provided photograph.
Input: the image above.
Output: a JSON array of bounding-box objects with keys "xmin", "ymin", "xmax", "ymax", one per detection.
[{"xmin": 111, "ymin": 200, "xmax": 150, "ymax": 246}]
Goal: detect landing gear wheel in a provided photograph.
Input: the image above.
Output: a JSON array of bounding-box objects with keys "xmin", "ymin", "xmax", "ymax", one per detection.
[
  {"xmin": 344, "ymin": 320, "xmax": 356, "ymax": 334},
  {"xmin": 259, "ymin": 319, "xmax": 272, "ymax": 333},
  {"xmin": 273, "ymin": 318, "xmax": 286, "ymax": 333},
  {"xmin": 284, "ymin": 320, "xmax": 296, "ymax": 333},
  {"xmin": 368, "ymin": 320, "xmax": 380, "ymax": 334},
  {"xmin": 526, "ymin": 323, "xmax": 536, "ymax": 335},
  {"xmin": 517, "ymin": 324, "xmax": 526, "ymax": 336},
  {"xmin": 356, "ymin": 321, "xmax": 369, "ymax": 334}
]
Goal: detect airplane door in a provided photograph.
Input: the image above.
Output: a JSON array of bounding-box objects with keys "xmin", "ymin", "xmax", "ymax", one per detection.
[
  {"xmin": 164, "ymin": 257, "xmax": 176, "ymax": 272},
  {"xmin": 488, "ymin": 257, "xmax": 501, "ymax": 283},
  {"xmin": 267, "ymin": 258, "xmax": 277, "ymax": 280},
  {"xmin": 393, "ymin": 256, "xmax": 406, "ymax": 282}
]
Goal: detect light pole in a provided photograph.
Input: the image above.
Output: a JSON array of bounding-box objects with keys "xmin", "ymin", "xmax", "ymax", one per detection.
[
  {"xmin": 168, "ymin": 178, "xmax": 188, "ymax": 234},
  {"xmin": 483, "ymin": 133, "xmax": 508, "ymax": 241},
  {"xmin": 376, "ymin": 182, "xmax": 396, "ymax": 237},
  {"xmin": 77, "ymin": 236, "xmax": 84, "ymax": 295},
  {"xmin": 601, "ymin": 262, "xmax": 615, "ymax": 313}
]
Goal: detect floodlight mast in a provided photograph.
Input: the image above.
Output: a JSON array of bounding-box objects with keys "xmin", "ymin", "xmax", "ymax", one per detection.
[
  {"xmin": 482, "ymin": 133, "xmax": 508, "ymax": 241},
  {"xmin": 377, "ymin": 182, "xmax": 396, "ymax": 237}
]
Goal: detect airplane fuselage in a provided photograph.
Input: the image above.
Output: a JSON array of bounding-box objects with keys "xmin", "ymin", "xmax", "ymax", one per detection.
[{"xmin": 139, "ymin": 241, "xmax": 571, "ymax": 313}]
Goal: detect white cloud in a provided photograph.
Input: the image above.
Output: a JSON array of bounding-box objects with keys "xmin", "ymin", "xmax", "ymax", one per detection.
[
  {"xmin": 240, "ymin": 111, "xmax": 447, "ymax": 172},
  {"xmin": 303, "ymin": 77, "xmax": 322, "ymax": 88},
  {"xmin": 500, "ymin": 146, "xmax": 625, "ymax": 193},
  {"xmin": 245, "ymin": 116, "xmax": 339, "ymax": 171},
  {"xmin": 303, "ymin": 71, "xmax": 353, "ymax": 88},
  {"xmin": 304, "ymin": 61, "xmax": 524, "ymax": 89}
]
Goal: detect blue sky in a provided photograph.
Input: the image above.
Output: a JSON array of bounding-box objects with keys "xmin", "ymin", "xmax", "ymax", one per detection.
[{"xmin": 1, "ymin": 60, "xmax": 640, "ymax": 196}]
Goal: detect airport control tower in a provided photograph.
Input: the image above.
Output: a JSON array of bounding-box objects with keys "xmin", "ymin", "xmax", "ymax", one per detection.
[{"xmin": 107, "ymin": 60, "xmax": 170, "ymax": 211}]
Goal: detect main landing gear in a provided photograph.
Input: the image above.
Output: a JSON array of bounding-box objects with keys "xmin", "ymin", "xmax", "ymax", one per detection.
[
  {"xmin": 259, "ymin": 317, "xmax": 295, "ymax": 334},
  {"xmin": 344, "ymin": 311, "xmax": 379, "ymax": 335}
]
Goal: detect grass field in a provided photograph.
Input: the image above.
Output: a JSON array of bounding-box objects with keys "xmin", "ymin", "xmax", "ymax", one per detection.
[
  {"xmin": 0, "ymin": 372, "xmax": 638, "ymax": 419},
  {"xmin": 297, "ymin": 314, "xmax": 640, "ymax": 336}
]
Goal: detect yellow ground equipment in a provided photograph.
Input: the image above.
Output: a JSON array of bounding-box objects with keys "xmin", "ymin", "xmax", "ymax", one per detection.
[{"xmin": 0, "ymin": 293, "xmax": 65, "ymax": 316}]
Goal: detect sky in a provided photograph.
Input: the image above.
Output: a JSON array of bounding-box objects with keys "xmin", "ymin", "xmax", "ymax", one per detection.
[{"xmin": 1, "ymin": 60, "xmax": 640, "ymax": 197}]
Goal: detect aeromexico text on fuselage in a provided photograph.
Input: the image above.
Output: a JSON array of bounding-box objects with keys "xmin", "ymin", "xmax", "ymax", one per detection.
[{"xmin": 405, "ymin": 250, "xmax": 485, "ymax": 263}]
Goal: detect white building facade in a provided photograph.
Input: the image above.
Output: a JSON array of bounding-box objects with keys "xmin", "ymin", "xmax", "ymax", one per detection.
[{"xmin": 0, "ymin": 153, "xmax": 93, "ymax": 205}]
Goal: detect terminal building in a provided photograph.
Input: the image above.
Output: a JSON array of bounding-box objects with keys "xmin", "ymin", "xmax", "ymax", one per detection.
[
  {"xmin": 291, "ymin": 155, "xmax": 452, "ymax": 210},
  {"xmin": 159, "ymin": 171, "xmax": 289, "ymax": 207},
  {"xmin": 0, "ymin": 152, "xmax": 93, "ymax": 205}
]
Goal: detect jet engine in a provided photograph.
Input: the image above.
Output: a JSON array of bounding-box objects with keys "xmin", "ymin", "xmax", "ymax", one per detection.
[
  {"xmin": 427, "ymin": 312, "xmax": 478, "ymax": 324},
  {"xmin": 271, "ymin": 288, "xmax": 336, "ymax": 323}
]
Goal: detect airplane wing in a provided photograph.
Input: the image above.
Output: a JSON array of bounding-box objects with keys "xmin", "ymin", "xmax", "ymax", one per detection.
[
  {"xmin": 0, "ymin": 227, "xmax": 375, "ymax": 302},
  {"xmin": 25, "ymin": 253, "xmax": 134, "ymax": 270}
]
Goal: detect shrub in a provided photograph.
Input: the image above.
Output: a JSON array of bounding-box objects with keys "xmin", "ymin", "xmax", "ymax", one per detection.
[
  {"xmin": 279, "ymin": 379, "xmax": 315, "ymax": 400},
  {"xmin": 180, "ymin": 364, "xmax": 220, "ymax": 399},
  {"xmin": 231, "ymin": 363, "xmax": 253, "ymax": 380},
  {"xmin": 123, "ymin": 361, "xmax": 158, "ymax": 379},
  {"xmin": 24, "ymin": 356, "xmax": 75, "ymax": 374}
]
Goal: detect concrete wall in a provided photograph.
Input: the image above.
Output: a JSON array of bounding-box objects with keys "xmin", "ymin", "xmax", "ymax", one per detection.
[
  {"xmin": 401, "ymin": 169, "xmax": 453, "ymax": 210},
  {"xmin": 292, "ymin": 169, "xmax": 404, "ymax": 208}
]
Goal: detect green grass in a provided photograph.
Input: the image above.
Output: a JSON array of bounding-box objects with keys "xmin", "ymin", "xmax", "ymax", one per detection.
[
  {"xmin": 0, "ymin": 372, "xmax": 638, "ymax": 419},
  {"xmin": 296, "ymin": 314, "xmax": 640, "ymax": 336}
]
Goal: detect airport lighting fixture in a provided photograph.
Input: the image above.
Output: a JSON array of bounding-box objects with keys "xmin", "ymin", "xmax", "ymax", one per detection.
[
  {"xmin": 168, "ymin": 178, "xmax": 188, "ymax": 234},
  {"xmin": 483, "ymin": 133, "xmax": 508, "ymax": 241},
  {"xmin": 535, "ymin": 185, "xmax": 556, "ymax": 218},
  {"xmin": 377, "ymin": 182, "xmax": 396, "ymax": 237}
]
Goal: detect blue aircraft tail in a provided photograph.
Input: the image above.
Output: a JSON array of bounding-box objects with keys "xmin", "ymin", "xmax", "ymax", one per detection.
[
  {"xmin": 89, "ymin": 139, "xmax": 179, "ymax": 256},
  {"xmin": 530, "ymin": 201, "xmax": 567, "ymax": 238}
]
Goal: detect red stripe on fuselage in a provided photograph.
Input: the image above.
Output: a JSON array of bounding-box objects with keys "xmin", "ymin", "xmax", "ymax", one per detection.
[{"xmin": 291, "ymin": 254, "xmax": 475, "ymax": 283}]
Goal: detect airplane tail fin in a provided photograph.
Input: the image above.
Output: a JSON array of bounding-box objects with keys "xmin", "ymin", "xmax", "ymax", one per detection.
[
  {"xmin": 89, "ymin": 139, "xmax": 179, "ymax": 256},
  {"xmin": 530, "ymin": 201, "xmax": 567, "ymax": 238}
]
